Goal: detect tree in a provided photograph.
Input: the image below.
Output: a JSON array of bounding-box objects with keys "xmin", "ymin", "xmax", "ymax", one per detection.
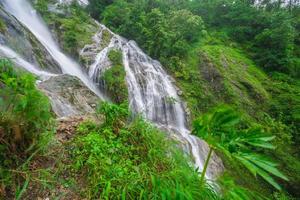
[
  {"xmin": 140, "ymin": 8, "xmax": 169, "ymax": 59},
  {"xmin": 86, "ymin": 0, "xmax": 114, "ymax": 20},
  {"xmin": 254, "ymin": 12, "xmax": 296, "ymax": 74},
  {"xmin": 166, "ymin": 9, "xmax": 205, "ymax": 57},
  {"xmin": 192, "ymin": 105, "xmax": 288, "ymax": 190},
  {"xmin": 101, "ymin": 0, "xmax": 133, "ymax": 35}
]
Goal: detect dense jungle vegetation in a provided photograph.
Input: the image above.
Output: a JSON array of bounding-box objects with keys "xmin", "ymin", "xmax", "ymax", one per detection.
[{"xmin": 0, "ymin": 0, "xmax": 299, "ymax": 199}]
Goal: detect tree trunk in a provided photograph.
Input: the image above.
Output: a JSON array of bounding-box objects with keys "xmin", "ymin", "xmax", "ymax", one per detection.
[{"xmin": 200, "ymin": 146, "xmax": 213, "ymax": 186}]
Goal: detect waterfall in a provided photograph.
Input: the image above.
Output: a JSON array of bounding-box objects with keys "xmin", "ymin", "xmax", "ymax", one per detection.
[
  {"xmin": 1, "ymin": 0, "xmax": 103, "ymax": 98},
  {"xmin": 81, "ymin": 25, "xmax": 222, "ymax": 179},
  {"xmin": 0, "ymin": 44, "xmax": 55, "ymax": 80},
  {"xmin": 1, "ymin": 0, "xmax": 222, "ymax": 179}
]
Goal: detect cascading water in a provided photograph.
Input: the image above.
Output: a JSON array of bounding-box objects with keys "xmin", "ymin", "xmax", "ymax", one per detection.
[
  {"xmin": 0, "ymin": 0, "xmax": 222, "ymax": 179},
  {"xmin": 0, "ymin": 44, "xmax": 55, "ymax": 80},
  {"xmin": 1, "ymin": 0, "xmax": 103, "ymax": 98},
  {"xmin": 81, "ymin": 25, "xmax": 223, "ymax": 179}
]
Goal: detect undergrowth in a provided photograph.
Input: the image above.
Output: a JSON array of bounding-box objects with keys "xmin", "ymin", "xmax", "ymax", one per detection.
[
  {"xmin": 0, "ymin": 59, "xmax": 55, "ymax": 199},
  {"xmin": 68, "ymin": 102, "xmax": 218, "ymax": 199}
]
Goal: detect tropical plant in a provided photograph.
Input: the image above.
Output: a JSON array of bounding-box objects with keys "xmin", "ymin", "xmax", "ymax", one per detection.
[
  {"xmin": 0, "ymin": 59, "xmax": 53, "ymax": 153},
  {"xmin": 193, "ymin": 105, "xmax": 288, "ymax": 190},
  {"xmin": 71, "ymin": 102, "xmax": 219, "ymax": 199},
  {"xmin": 0, "ymin": 59, "xmax": 54, "ymax": 199},
  {"xmin": 96, "ymin": 101, "xmax": 128, "ymax": 129}
]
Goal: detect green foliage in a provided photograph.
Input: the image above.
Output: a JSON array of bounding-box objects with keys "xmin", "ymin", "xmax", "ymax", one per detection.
[
  {"xmin": 193, "ymin": 105, "xmax": 288, "ymax": 190},
  {"xmin": 253, "ymin": 13, "xmax": 296, "ymax": 75},
  {"xmin": 70, "ymin": 102, "xmax": 218, "ymax": 199},
  {"xmin": 33, "ymin": 0, "xmax": 97, "ymax": 56},
  {"xmin": 108, "ymin": 49, "xmax": 123, "ymax": 65},
  {"xmin": 0, "ymin": 59, "xmax": 53, "ymax": 152},
  {"xmin": 219, "ymin": 175, "xmax": 267, "ymax": 200},
  {"xmin": 95, "ymin": 0, "xmax": 300, "ymax": 76},
  {"xmin": 31, "ymin": 0, "xmax": 300, "ymax": 198},
  {"xmin": 86, "ymin": 0, "xmax": 114, "ymax": 19},
  {"xmin": 190, "ymin": 0, "xmax": 299, "ymax": 77},
  {"xmin": 102, "ymin": 49, "xmax": 128, "ymax": 104},
  {"xmin": 0, "ymin": 59, "xmax": 54, "ymax": 198},
  {"xmin": 34, "ymin": 0, "xmax": 49, "ymax": 15},
  {"xmin": 267, "ymin": 72, "xmax": 300, "ymax": 147},
  {"xmin": 0, "ymin": 18, "xmax": 6, "ymax": 33},
  {"xmin": 100, "ymin": 0, "xmax": 206, "ymax": 62},
  {"xmin": 97, "ymin": 101, "xmax": 128, "ymax": 128}
]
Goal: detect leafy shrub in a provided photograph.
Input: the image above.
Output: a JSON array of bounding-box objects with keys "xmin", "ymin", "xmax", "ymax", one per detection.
[
  {"xmin": 70, "ymin": 102, "xmax": 218, "ymax": 199},
  {"xmin": 101, "ymin": 1, "xmax": 206, "ymax": 64},
  {"xmin": 102, "ymin": 49, "xmax": 128, "ymax": 104},
  {"xmin": 0, "ymin": 59, "xmax": 54, "ymax": 196},
  {"xmin": 193, "ymin": 105, "xmax": 288, "ymax": 190},
  {"xmin": 108, "ymin": 49, "xmax": 123, "ymax": 65}
]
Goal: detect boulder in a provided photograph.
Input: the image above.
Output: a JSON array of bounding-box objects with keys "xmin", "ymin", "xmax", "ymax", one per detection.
[{"xmin": 38, "ymin": 74, "xmax": 101, "ymax": 117}]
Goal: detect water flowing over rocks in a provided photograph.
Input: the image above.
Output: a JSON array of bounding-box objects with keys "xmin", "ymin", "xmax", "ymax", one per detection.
[
  {"xmin": 1, "ymin": 0, "xmax": 104, "ymax": 98},
  {"xmin": 0, "ymin": 6, "xmax": 61, "ymax": 73},
  {"xmin": 80, "ymin": 24, "xmax": 224, "ymax": 179},
  {"xmin": 57, "ymin": 0, "xmax": 89, "ymax": 6},
  {"xmin": 1, "ymin": 0, "xmax": 224, "ymax": 180}
]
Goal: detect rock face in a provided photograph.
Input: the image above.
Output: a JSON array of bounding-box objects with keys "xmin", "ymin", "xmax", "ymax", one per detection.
[
  {"xmin": 57, "ymin": 0, "xmax": 89, "ymax": 6},
  {"xmin": 159, "ymin": 125, "xmax": 224, "ymax": 179},
  {"xmin": 38, "ymin": 74, "xmax": 100, "ymax": 118},
  {"xmin": 0, "ymin": 5, "xmax": 61, "ymax": 73}
]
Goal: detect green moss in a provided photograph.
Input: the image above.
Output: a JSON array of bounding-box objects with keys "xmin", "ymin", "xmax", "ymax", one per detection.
[
  {"xmin": 101, "ymin": 29, "xmax": 113, "ymax": 48},
  {"xmin": 108, "ymin": 49, "xmax": 122, "ymax": 65},
  {"xmin": 0, "ymin": 18, "xmax": 6, "ymax": 33},
  {"xmin": 170, "ymin": 42, "xmax": 269, "ymax": 123},
  {"xmin": 102, "ymin": 50, "xmax": 128, "ymax": 104}
]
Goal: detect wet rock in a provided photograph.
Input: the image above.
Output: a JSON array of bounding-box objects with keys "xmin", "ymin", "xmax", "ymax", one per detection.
[
  {"xmin": 0, "ymin": 6, "xmax": 61, "ymax": 73},
  {"xmin": 57, "ymin": 0, "xmax": 89, "ymax": 6},
  {"xmin": 38, "ymin": 74, "xmax": 101, "ymax": 117},
  {"xmin": 158, "ymin": 124, "xmax": 224, "ymax": 180},
  {"xmin": 199, "ymin": 52, "xmax": 225, "ymax": 93},
  {"xmin": 80, "ymin": 26, "xmax": 113, "ymax": 69},
  {"xmin": 183, "ymin": 102, "xmax": 191, "ymax": 122},
  {"xmin": 177, "ymin": 89, "xmax": 183, "ymax": 96}
]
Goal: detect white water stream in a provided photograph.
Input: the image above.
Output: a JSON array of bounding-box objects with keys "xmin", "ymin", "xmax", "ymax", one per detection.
[
  {"xmin": 0, "ymin": 44, "xmax": 55, "ymax": 79},
  {"xmin": 1, "ymin": 0, "xmax": 103, "ymax": 98}
]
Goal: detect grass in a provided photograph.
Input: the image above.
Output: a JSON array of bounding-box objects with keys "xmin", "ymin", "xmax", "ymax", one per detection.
[
  {"xmin": 67, "ymin": 102, "xmax": 218, "ymax": 199},
  {"xmin": 169, "ymin": 39, "xmax": 270, "ymax": 123},
  {"xmin": 0, "ymin": 60, "xmax": 55, "ymax": 199},
  {"xmin": 1, "ymin": 102, "xmax": 221, "ymax": 199}
]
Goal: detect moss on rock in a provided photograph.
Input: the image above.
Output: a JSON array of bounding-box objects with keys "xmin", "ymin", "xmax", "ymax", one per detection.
[
  {"xmin": 173, "ymin": 43, "xmax": 269, "ymax": 122},
  {"xmin": 0, "ymin": 18, "xmax": 6, "ymax": 33},
  {"xmin": 102, "ymin": 49, "xmax": 128, "ymax": 104}
]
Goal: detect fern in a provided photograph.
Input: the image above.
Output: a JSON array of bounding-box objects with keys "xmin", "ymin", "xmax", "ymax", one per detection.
[{"xmin": 193, "ymin": 105, "xmax": 288, "ymax": 191}]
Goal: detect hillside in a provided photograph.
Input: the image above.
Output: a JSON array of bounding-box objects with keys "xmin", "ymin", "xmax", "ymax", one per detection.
[{"xmin": 0, "ymin": 0, "xmax": 299, "ymax": 199}]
